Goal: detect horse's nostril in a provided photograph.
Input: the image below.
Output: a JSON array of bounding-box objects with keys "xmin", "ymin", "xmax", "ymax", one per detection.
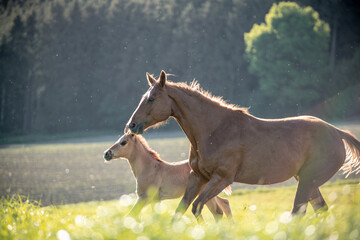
[
  {"xmin": 104, "ymin": 150, "xmax": 112, "ymax": 160},
  {"xmin": 129, "ymin": 122, "xmax": 136, "ymax": 129}
]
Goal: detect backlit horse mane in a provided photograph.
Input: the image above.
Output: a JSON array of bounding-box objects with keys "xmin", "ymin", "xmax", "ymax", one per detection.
[{"xmin": 168, "ymin": 80, "xmax": 249, "ymax": 113}]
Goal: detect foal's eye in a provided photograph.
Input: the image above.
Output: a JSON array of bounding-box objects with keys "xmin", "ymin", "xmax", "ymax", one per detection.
[
  {"xmin": 147, "ymin": 97, "xmax": 155, "ymax": 103},
  {"xmin": 120, "ymin": 141, "xmax": 127, "ymax": 146}
]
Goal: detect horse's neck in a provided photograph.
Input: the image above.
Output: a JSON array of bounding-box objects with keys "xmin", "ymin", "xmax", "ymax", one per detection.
[
  {"xmin": 127, "ymin": 142, "xmax": 157, "ymax": 179},
  {"xmin": 168, "ymin": 85, "xmax": 227, "ymax": 147}
]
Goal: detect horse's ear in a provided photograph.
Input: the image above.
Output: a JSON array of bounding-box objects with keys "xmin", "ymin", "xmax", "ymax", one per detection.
[
  {"xmin": 158, "ymin": 70, "xmax": 166, "ymax": 88},
  {"xmin": 124, "ymin": 125, "xmax": 130, "ymax": 134},
  {"xmin": 146, "ymin": 72, "xmax": 156, "ymax": 86}
]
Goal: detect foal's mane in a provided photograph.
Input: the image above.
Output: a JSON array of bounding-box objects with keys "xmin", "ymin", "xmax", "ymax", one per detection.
[
  {"xmin": 168, "ymin": 80, "xmax": 249, "ymax": 113},
  {"xmin": 135, "ymin": 135, "xmax": 164, "ymax": 163}
]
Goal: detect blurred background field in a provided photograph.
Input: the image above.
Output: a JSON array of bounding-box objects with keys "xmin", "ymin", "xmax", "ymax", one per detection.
[
  {"xmin": 0, "ymin": 130, "xmax": 188, "ymax": 205},
  {"xmin": 1, "ymin": 123, "xmax": 359, "ymax": 206}
]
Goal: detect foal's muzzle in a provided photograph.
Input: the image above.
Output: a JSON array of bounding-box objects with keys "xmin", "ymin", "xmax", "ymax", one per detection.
[
  {"xmin": 127, "ymin": 122, "xmax": 144, "ymax": 134},
  {"xmin": 104, "ymin": 150, "xmax": 113, "ymax": 161}
]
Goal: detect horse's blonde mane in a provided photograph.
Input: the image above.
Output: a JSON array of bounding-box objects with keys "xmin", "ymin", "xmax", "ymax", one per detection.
[
  {"xmin": 135, "ymin": 135, "xmax": 164, "ymax": 162},
  {"xmin": 168, "ymin": 80, "xmax": 249, "ymax": 113}
]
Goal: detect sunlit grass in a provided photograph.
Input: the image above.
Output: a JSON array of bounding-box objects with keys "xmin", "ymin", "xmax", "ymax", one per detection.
[{"xmin": 1, "ymin": 179, "xmax": 359, "ymax": 240}]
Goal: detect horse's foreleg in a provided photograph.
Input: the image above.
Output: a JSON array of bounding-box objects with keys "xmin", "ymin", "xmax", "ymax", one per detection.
[
  {"xmin": 174, "ymin": 171, "xmax": 207, "ymax": 220},
  {"xmin": 192, "ymin": 174, "xmax": 232, "ymax": 219}
]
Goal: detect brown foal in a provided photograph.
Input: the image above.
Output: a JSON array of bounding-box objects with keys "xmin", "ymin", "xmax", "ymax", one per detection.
[{"xmin": 104, "ymin": 132, "xmax": 232, "ymax": 221}]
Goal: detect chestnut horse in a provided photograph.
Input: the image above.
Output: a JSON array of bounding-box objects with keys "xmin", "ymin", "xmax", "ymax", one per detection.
[
  {"xmin": 127, "ymin": 70, "xmax": 360, "ymax": 219},
  {"xmin": 103, "ymin": 132, "xmax": 232, "ymax": 221}
]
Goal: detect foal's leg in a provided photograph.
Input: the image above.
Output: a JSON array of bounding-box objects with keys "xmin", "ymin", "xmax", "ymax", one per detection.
[
  {"xmin": 215, "ymin": 196, "xmax": 233, "ymax": 221},
  {"xmin": 128, "ymin": 193, "xmax": 150, "ymax": 217},
  {"xmin": 192, "ymin": 173, "xmax": 233, "ymax": 218},
  {"xmin": 174, "ymin": 171, "xmax": 207, "ymax": 220},
  {"xmin": 205, "ymin": 198, "xmax": 223, "ymax": 222}
]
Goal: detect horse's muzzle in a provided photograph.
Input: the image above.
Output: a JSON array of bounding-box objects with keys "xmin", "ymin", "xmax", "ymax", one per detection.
[
  {"xmin": 127, "ymin": 122, "xmax": 144, "ymax": 134},
  {"xmin": 104, "ymin": 150, "xmax": 113, "ymax": 161}
]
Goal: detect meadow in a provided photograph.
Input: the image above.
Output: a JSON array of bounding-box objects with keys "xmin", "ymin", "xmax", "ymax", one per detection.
[
  {"xmin": 1, "ymin": 180, "xmax": 359, "ymax": 240},
  {"xmin": 0, "ymin": 123, "xmax": 360, "ymax": 239}
]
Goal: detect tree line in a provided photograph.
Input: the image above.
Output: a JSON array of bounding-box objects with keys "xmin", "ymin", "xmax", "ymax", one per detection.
[{"xmin": 0, "ymin": 0, "xmax": 359, "ymax": 136}]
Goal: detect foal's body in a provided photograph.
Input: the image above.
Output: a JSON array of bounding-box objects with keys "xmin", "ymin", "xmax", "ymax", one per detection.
[
  {"xmin": 104, "ymin": 133, "xmax": 232, "ymax": 220},
  {"xmin": 127, "ymin": 71, "xmax": 360, "ymax": 219}
]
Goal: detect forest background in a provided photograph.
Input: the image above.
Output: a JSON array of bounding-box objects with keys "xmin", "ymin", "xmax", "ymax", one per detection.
[{"xmin": 1, "ymin": 0, "xmax": 359, "ymax": 138}]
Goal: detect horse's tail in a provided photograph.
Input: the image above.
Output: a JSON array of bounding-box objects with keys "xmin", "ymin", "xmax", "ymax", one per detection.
[
  {"xmin": 338, "ymin": 129, "xmax": 360, "ymax": 177},
  {"xmin": 222, "ymin": 185, "xmax": 232, "ymax": 196}
]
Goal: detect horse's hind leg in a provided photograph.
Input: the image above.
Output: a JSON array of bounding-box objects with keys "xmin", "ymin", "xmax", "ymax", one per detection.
[
  {"xmin": 292, "ymin": 182, "xmax": 329, "ymax": 215},
  {"xmin": 293, "ymin": 177, "xmax": 328, "ymax": 212},
  {"xmin": 293, "ymin": 153, "xmax": 342, "ymax": 215},
  {"xmin": 292, "ymin": 170, "xmax": 328, "ymax": 215},
  {"xmin": 309, "ymin": 187, "xmax": 328, "ymax": 212},
  {"xmin": 205, "ymin": 198, "xmax": 223, "ymax": 221},
  {"xmin": 292, "ymin": 179, "xmax": 313, "ymax": 215}
]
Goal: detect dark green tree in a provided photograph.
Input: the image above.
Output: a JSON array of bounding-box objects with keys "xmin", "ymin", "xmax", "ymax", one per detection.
[{"xmin": 244, "ymin": 2, "xmax": 330, "ymax": 114}]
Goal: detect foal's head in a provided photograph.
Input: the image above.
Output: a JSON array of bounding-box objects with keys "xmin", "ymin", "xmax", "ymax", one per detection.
[
  {"xmin": 103, "ymin": 132, "xmax": 136, "ymax": 161},
  {"xmin": 127, "ymin": 70, "xmax": 172, "ymax": 134}
]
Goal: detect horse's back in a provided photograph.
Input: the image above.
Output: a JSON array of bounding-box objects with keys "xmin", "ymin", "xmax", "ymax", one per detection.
[{"xmin": 234, "ymin": 115, "xmax": 345, "ymax": 184}]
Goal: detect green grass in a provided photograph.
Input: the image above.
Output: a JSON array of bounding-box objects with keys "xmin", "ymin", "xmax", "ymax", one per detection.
[{"xmin": 1, "ymin": 179, "xmax": 359, "ymax": 240}]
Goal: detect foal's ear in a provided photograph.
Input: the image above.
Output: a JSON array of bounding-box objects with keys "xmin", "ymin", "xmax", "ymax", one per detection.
[
  {"xmin": 146, "ymin": 72, "xmax": 156, "ymax": 86},
  {"xmin": 158, "ymin": 70, "xmax": 166, "ymax": 88}
]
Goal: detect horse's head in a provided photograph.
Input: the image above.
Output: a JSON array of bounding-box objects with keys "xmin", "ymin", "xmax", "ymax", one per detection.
[
  {"xmin": 127, "ymin": 70, "xmax": 172, "ymax": 134},
  {"xmin": 103, "ymin": 130, "xmax": 136, "ymax": 161}
]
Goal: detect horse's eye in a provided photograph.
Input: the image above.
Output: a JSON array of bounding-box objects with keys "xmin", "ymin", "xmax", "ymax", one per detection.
[
  {"xmin": 147, "ymin": 97, "xmax": 155, "ymax": 103},
  {"xmin": 120, "ymin": 141, "xmax": 127, "ymax": 146}
]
